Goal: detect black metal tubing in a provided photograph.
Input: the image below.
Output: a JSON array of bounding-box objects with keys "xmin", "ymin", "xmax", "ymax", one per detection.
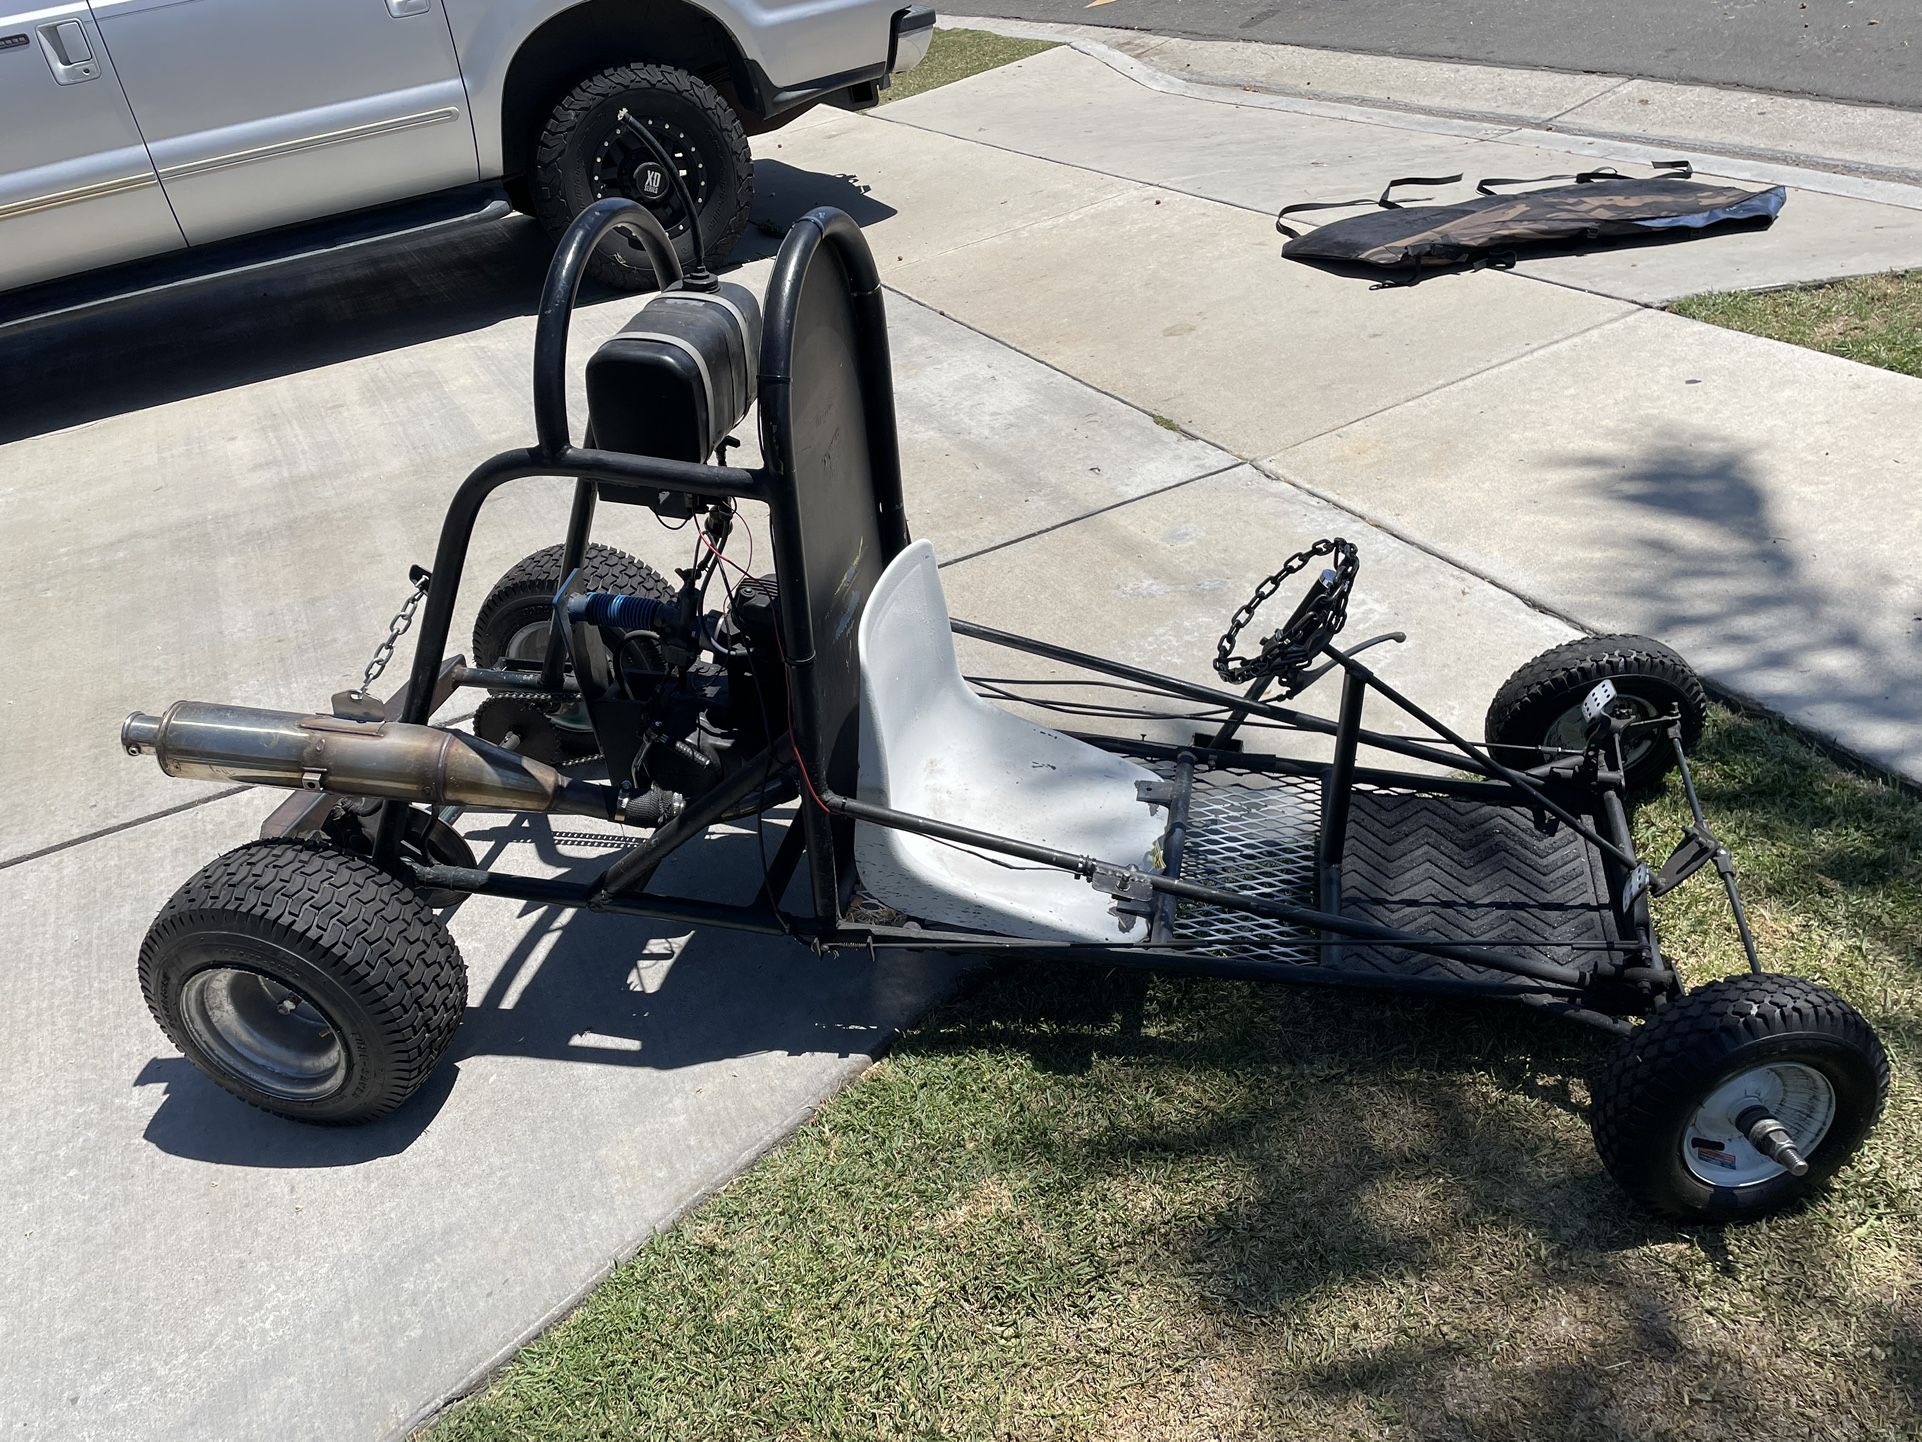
[
  {"xmin": 951, "ymin": 618, "xmax": 1474, "ymax": 775},
  {"xmin": 1207, "ymin": 674, "xmax": 1273, "ymax": 750},
  {"xmin": 450, "ymin": 663, "xmax": 581, "ymax": 695},
  {"xmin": 1318, "ymin": 667, "xmax": 1369, "ymax": 911},
  {"xmin": 543, "ymin": 475, "xmax": 601, "ymax": 692},
  {"xmin": 595, "ymin": 739, "xmax": 788, "ymax": 899},
  {"xmin": 819, "ymin": 926, "xmax": 1624, "ymax": 1030},
  {"xmin": 1325, "ymin": 647, "xmax": 1640, "ymax": 871},
  {"xmin": 532, "ymin": 198, "xmax": 682, "ymax": 458},
  {"xmin": 371, "ymin": 446, "xmax": 759, "ymax": 866},
  {"xmin": 1071, "ymin": 732, "xmax": 1525, "ymax": 803},
  {"xmin": 395, "ymin": 449, "xmax": 759, "ymax": 733},
  {"xmin": 1672, "ymin": 732, "xmax": 1763, "ymax": 974},
  {"xmin": 1149, "ymin": 751, "xmax": 1196, "ymax": 943},
  {"xmin": 409, "ymin": 863, "xmax": 796, "ymax": 936},
  {"xmin": 824, "ymin": 788, "xmax": 1590, "ymax": 987},
  {"xmin": 758, "ymin": 207, "xmax": 910, "ymax": 921}
]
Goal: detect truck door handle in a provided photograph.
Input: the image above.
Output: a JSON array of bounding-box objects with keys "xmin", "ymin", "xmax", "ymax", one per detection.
[
  {"xmin": 386, "ymin": 0, "xmax": 430, "ymax": 15},
  {"xmin": 38, "ymin": 18, "xmax": 100, "ymax": 83}
]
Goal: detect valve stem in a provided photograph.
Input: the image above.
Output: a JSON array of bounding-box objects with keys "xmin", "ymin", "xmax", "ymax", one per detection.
[{"xmin": 1736, "ymin": 1105, "xmax": 1809, "ymax": 1176}]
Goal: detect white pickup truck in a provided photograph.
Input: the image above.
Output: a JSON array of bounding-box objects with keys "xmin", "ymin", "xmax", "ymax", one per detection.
[{"xmin": 0, "ymin": 0, "xmax": 932, "ymax": 306}]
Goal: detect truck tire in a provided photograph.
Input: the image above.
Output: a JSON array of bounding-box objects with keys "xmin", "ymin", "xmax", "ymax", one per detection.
[{"xmin": 533, "ymin": 61, "xmax": 753, "ymax": 289}]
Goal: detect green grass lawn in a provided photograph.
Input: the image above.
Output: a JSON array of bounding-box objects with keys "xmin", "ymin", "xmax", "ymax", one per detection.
[
  {"xmin": 880, "ymin": 27, "xmax": 1057, "ymax": 106},
  {"xmin": 1670, "ymin": 271, "xmax": 1922, "ymax": 379},
  {"xmin": 433, "ymin": 706, "xmax": 1920, "ymax": 1442}
]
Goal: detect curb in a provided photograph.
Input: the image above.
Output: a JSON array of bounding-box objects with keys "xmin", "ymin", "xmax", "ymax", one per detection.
[{"xmin": 942, "ymin": 15, "xmax": 1922, "ymax": 212}]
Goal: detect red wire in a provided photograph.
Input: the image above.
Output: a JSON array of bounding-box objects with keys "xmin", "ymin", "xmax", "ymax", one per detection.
[
  {"xmin": 772, "ymin": 616, "xmax": 831, "ymax": 814},
  {"xmin": 701, "ymin": 515, "xmax": 827, "ymax": 813}
]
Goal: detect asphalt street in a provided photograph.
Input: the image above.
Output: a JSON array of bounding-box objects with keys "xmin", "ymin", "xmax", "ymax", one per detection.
[{"xmin": 940, "ymin": 0, "xmax": 1922, "ymax": 110}]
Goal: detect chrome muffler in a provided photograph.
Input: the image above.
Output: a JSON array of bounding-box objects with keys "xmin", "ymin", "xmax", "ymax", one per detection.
[{"xmin": 121, "ymin": 701, "xmax": 612, "ymax": 819}]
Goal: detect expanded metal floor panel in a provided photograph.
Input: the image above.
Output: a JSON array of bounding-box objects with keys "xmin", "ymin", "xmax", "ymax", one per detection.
[{"xmin": 1160, "ymin": 764, "xmax": 1323, "ymax": 963}]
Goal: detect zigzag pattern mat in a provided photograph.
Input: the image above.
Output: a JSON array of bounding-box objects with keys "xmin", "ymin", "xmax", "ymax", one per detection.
[{"xmin": 1336, "ymin": 789, "xmax": 1627, "ymax": 986}]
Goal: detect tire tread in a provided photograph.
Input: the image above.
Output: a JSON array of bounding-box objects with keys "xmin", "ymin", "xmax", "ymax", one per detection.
[{"xmin": 139, "ymin": 839, "xmax": 466, "ymax": 1123}]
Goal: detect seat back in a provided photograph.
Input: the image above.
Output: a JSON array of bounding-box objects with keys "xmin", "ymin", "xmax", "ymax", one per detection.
[{"xmin": 757, "ymin": 209, "xmax": 909, "ymax": 917}]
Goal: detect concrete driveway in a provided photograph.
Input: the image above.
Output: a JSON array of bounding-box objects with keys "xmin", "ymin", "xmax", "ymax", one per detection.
[{"xmin": 4, "ymin": 36, "xmax": 1919, "ymax": 1440}]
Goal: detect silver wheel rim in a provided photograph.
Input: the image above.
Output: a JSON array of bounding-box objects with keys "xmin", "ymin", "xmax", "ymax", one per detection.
[
  {"xmin": 504, "ymin": 619, "xmax": 593, "ymax": 734},
  {"xmin": 1682, "ymin": 1061, "xmax": 1837, "ymax": 1188},
  {"xmin": 1544, "ymin": 688, "xmax": 1661, "ymax": 767},
  {"xmin": 178, "ymin": 967, "xmax": 347, "ymax": 1101}
]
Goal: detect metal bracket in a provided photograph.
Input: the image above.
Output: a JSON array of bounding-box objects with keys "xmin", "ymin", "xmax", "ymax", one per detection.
[
  {"xmin": 1134, "ymin": 779, "xmax": 1175, "ymax": 808},
  {"xmin": 1090, "ymin": 862, "xmax": 1156, "ymax": 905},
  {"xmin": 1651, "ymin": 825, "xmax": 1727, "ymax": 898},
  {"xmin": 1623, "ymin": 861, "xmax": 1652, "ymax": 905}
]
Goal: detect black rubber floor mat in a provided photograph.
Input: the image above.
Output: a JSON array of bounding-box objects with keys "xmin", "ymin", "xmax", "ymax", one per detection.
[{"xmin": 1337, "ymin": 789, "xmax": 1625, "ymax": 986}]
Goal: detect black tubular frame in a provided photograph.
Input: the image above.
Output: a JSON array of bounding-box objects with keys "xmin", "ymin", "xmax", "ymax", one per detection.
[{"xmin": 353, "ymin": 201, "xmax": 1741, "ymax": 1034}]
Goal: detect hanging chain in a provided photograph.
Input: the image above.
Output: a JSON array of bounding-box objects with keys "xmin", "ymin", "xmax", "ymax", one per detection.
[
  {"xmin": 1214, "ymin": 538, "xmax": 1358, "ymax": 686},
  {"xmin": 352, "ymin": 565, "xmax": 432, "ymax": 701}
]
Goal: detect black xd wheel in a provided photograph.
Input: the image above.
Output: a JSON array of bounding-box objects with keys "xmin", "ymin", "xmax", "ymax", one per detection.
[
  {"xmin": 1590, "ymin": 973, "xmax": 1888, "ymax": 1222},
  {"xmin": 1486, "ymin": 633, "xmax": 1708, "ymax": 791},
  {"xmin": 471, "ymin": 542, "xmax": 675, "ymax": 761},
  {"xmin": 532, "ymin": 61, "xmax": 753, "ymax": 289},
  {"xmin": 139, "ymin": 839, "xmax": 467, "ymax": 1124}
]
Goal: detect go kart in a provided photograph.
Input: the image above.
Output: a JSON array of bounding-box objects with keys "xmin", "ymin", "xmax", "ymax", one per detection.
[{"xmin": 122, "ymin": 197, "xmax": 1888, "ymax": 1223}]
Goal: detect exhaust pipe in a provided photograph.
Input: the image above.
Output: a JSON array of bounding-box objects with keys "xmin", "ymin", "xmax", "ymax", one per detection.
[{"xmin": 122, "ymin": 701, "xmax": 613, "ymax": 819}]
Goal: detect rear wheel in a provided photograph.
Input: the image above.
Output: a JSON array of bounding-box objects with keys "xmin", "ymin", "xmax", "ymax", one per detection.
[
  {"xmin": 1590, "ymin": 974, "xmax": 1888, "ymax": 1221},
  {"xmin": 472, "ymin": 542, "xmax": 675, "ymax": 760},
  {"xmin": 1485, "ymin": 634, "xmax": 1707, "ymax": 791},
  {"xmin": 139, "ymin": 839, "xmax": 467, "ymax": 1124},
  {"xmin": 532, "ymin": 61, "xmax": 753, "ymax": 290}
]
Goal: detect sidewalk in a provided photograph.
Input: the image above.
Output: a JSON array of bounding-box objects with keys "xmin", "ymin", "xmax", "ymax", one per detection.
[
  {"xmin": 2, "ymin": 29, "xmax": 1919, "ymax": 1441},
  {"xmin": 823, "ymin": 37, "xmax": 1922, "ymax": 781}
]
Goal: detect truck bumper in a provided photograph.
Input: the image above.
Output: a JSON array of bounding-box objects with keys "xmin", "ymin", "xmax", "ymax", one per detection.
[{"xmin": 890, "ymin": 6, "xmax": 937, "ymax": 73}]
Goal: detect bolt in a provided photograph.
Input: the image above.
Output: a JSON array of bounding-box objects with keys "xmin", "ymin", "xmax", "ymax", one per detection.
[{"xmin": 1736, "ymin": 1104, "xmax": 1810, "ymax": 1176}]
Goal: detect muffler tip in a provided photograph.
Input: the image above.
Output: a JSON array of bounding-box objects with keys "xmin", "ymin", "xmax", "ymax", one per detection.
[{"xmin": 122, "ymin": 711, "xmax": 163, "ymax": 757}]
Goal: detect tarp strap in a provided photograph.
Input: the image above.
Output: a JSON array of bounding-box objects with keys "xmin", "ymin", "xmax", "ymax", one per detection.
[
  {"xmin": 1476, "ymin": 158, "xmax": 1693, "ymax": 195},
  {"xmin": 1275, "ymin": 198, "xmax": 1378, "ymax": 238},
  {"xmin": 1276, "ymin": 174, "xmax": 1464, "ymax": 237},
  {"xmin": 1378, "ymin": 173, "xmax": 1464, "ymax": 207}
]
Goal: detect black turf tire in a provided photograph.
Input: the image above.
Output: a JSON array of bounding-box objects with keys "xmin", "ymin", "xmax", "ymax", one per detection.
[
  {"xmin": 472, "ymin": 541, "xmax": 675, "ymax": 667},
  {"xmin": 139, "ymin": 839, "xmax": 467, "ymax": 1125},
  {"xmin": 1485, "ymin": 634, "xmax": 1708, "ymax": 791},
  {"xmin": 532, "ymin": 62, "xmax": 753, "ymax": 290},
  {"xmin": 472, "ymin": 542, "xmax": 674, "ymax": 760},
  {"xmin": 1590, "ymin": 974, "xmax": 1888, "ymax": 1222}
]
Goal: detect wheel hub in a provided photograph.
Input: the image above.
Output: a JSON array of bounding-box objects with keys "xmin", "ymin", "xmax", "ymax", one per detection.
[
  {"xmin": 590, "ymin": 111, "xmax": 707, "ymax": 245},
  {"xmin": 178, "ymin": 967, "xmax": 346, "ymax": 1102},
  {"xmin": 1682, "ymin": 1061, "xmax": 1836, "ymax": 1188},
  {"xmin": 504, "ymin": 619, "xmax": 594, "ymax": 734},
  {"xmin": 1545, "ymin": 690, "xmax": 1660, "ymax": 766}
]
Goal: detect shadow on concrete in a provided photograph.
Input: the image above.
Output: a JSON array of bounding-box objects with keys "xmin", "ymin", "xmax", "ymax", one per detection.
[
  {"xmin": 735, "ymin": 160, "xmax": 899, "ymax": 263},
  {"xmin": 136, "ymin": 815, "xmax": 959, "ymax": 1168},
  {"xmin": 0, "ymin": 158, "xmax": 896, "ymax": 447},
  {"xmin": 1557, "ymin": 427, "xmax": 1919, "ymax": 759},
  {"xmin": 134, "ymin": 1054, "xmax": 460, "ymax": 1167},
  {"xmin": 0, "ymin": 216, "xmax": 555, "ymax": 446}
]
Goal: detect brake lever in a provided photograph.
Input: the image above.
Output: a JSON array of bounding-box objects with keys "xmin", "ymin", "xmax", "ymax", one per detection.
[{"xmin": 1284, "ymin": 631, "xmax": 1406, "ymax": 695}]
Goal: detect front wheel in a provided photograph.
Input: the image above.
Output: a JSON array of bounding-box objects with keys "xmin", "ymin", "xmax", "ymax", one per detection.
[
  {"xmin": 1485, "ymin": 633, "xmax": 1708, "ymax": 791},
  {"xmin": 1590, "ymin": 974, "xmax": 1888, "ymax": 1222},
  {"xmin": 532, "ymin": 61, "xmax": 753, "ymax": 290},
  {"xmin": 138, "ymin": 840, "xmax": 468, "ymax": 1124}
]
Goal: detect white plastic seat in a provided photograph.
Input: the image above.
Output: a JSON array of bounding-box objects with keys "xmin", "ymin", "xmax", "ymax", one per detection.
[{"xmin": 852, "ymin": 540, "xmax": 1166, "ymax": 941}]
